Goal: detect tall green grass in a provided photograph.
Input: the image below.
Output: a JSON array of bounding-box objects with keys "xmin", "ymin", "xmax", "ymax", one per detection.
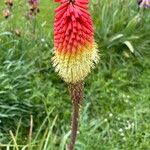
[{"xmin": 0, "ymin": 0, "xmax": 150, "ymax": 149}]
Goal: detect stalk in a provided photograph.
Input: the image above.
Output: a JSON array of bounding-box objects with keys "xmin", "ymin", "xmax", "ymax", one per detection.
[
  {"xmin": 68, "ymin": 82, "xmax": 84, "ymax": 150},
  {"xmin": 32, "ymin": 14, "xmax": 36, "ymax": 34}
]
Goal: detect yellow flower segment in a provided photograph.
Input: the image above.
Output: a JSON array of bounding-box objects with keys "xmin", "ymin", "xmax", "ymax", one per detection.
[
  {"xmin": 53, "ymin": 41, "xmax": 99, "ymax": 83},
  {"xmin": 52, "ymin": 0, "xmax": 99, "ymax": 83}
]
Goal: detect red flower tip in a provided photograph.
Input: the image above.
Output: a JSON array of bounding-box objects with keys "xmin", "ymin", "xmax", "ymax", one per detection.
[
  {"xmin": 54, "ymin": 0, "xmax": 89, "ymax": 4},
  {"xmin": 54, "ymin": 0, "xmax": 93, "ymax": 54},
  {"xmin": 54, "ymin": 0, "xmax": 61, "ymax": 2}
]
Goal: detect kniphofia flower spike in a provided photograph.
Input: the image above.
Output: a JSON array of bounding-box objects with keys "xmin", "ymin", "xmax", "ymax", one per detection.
[
  {"xmin": 52, "ymin": 0, "xmax": 99, "ymax": 149},
  {"xmin": 52, "ymin": 0, "xmax": 99, "ymax": 83}
]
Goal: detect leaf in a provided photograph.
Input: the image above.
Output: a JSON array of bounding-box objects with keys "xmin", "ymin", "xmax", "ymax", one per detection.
[
  {"xmin": 109, "ymin": 34, "xmax": 124, "ymax": 43},
  {"xmin": 124, "ymin": 14, "xmax": 141, "ymax": 34},
  {"xmin": 0, "ymin": 32, "xmax": 12, "ymax": 36},
  {"xmin": 123, "ymin": 41, "xmax": 134, "ymax": 53}
]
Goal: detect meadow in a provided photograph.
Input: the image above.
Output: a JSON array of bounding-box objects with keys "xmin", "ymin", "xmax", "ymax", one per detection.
[{"xmin": 0, "ymin": 0, "xmax": 150, "ymax": 149}]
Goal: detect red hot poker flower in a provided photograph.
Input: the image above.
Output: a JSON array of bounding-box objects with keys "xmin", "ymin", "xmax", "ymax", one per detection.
[
  {"xmin": 52, "ymin": 1, "xmax": 100, "ymax": 149},
  {"xmin": 52, "ymin": 0, "xmax": 99, "ymax": 83}
]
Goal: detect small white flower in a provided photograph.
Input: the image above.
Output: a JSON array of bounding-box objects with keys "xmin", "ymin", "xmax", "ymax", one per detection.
[
  {"xmin": 104, "ymin": 118, "xmax": 108, "ymax": 122},
  {"xmin": 119, "ymin": 128, "xmax": 123, "ymax": 132},
  {"xmin": 41, "ymin": 38, "xmax": 45, "ymax": 42},
  {"xmin": 123, "ymin": 137, "xmax": 126, "ymax": 140},
  {"xmin": 109, "ymin": 113, "xmax": 113, "ymax": 117},
  {"xmin": 127, "ymin": 95, "xmax": 130, "ymax": 98},
  {"xmin": 127, "ymin": 123, "xmax": 131, "ymax": 130},
  {"xmin": 117, "ymin": 117, "xmax": 121, "ymax": 121},
  {"xmin": 131, "ymin": 122, "xmax": 135, "ymax": 127},
  {"xmin": 122, "ymin": 94, "xmax": 126, "ymax": 98},
  {"xmin": 120, "ymin": 133, "xmax": 124, "ymax": 136},
  {"xmin": 124, "ymin": 99, "xmax": 129, "ymax": 103}
]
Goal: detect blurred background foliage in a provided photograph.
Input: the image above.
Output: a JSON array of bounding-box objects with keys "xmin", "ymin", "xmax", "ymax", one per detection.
[{"xmin": 0, "ymin": 0, "xmax": 150, "ymax": 149}]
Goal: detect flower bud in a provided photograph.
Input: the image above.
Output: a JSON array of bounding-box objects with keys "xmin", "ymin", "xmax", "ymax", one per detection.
[
  {"xmin": 5, "ymin": 0, "xmax": 13, "ymax": 7},
  {"xmin": 28, "ymin": 0, "xmax": 40, "ymax": 15},
  {"xmin": 3, "ymin": 9, "xmax": 11, "ymax": 19}
]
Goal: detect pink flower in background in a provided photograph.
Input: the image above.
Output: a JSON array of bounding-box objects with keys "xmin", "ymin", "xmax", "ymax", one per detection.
[
  {"xmin": 27, "ymin": 0, "xmax": 39, "ymax": 16},
  {"xmin": 28, "ymin": 0, "xmax": 38, "ymax": 5},
  {"xmin": 5, "ymin": 0, "xmax": 13, "ymax": 7},
  {"xmin": 138, "ymin": 0, "xmax": 150, "ymax": 8},
  {"xmin": 3, "ymin": 9, "xmax": 11, "ymax": 19}
]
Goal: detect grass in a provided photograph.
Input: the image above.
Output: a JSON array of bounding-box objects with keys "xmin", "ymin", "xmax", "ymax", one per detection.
[{"xmin": 0, "ymin": 0, "xmax": 150, "ymax": 149}]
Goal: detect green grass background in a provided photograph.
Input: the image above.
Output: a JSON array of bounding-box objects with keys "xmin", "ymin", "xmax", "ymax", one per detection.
[{"xmin": 0, "ymin": 0, "xmax": 150, "ymax": 149}]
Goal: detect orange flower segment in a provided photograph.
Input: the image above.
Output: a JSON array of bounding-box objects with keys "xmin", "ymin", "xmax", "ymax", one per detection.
[{"xmin": 52, "ymin": 0, "xmax": 99, "ymax": 83}]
